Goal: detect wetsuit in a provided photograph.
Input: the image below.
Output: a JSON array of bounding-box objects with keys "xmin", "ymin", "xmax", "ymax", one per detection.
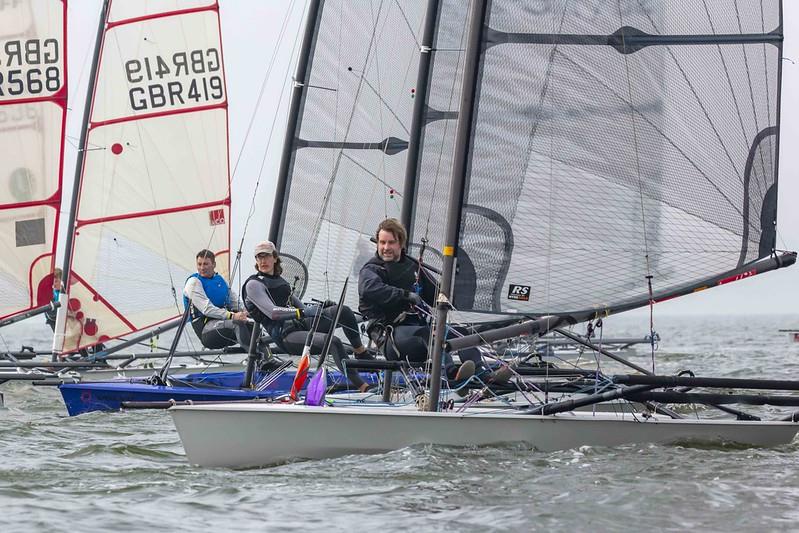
[
  {"xmin": 243, "ymin": 271, "xmax": 368, "ymax": 389},
  {"xmin": 358, "ymin": 251, "xmax": 483, "ymax": 378}
]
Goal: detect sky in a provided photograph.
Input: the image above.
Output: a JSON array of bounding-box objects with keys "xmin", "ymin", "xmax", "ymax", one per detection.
[{"xmin": 61, "ymin": 1, "xmax": 799, "ymax": 317}]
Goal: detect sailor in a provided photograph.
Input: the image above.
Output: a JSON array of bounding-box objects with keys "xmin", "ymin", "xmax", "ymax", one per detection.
[
  {"xmin": 44, "ymin": 267, "xmax": 63, "ymax": 332},
  {"xmin": 182, "ymin": 249, "xmax": 278, "ymax": 367},
  {"xmin": 242, "ymin": 240, "xmax": 373, "ymax": 392},
  {"xmin": 358, "ymin": 218, "xmax": 483, "ymax": 382}
]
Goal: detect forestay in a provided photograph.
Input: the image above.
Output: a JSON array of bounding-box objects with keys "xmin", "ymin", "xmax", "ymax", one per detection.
[
  {"xmin": 272, "ymin": 0, "xmax": 425, "ymax": 308},
  {"xmin": 443, "ymin": 0, "xmax": 784, "ymax": 316},
  {"xmin": 0, "ymin": 0, "xmax": 67, "ymax": 322},
  {"xmin": 61, "ymin": 0, "xmax": 230, "ymax": 351}
]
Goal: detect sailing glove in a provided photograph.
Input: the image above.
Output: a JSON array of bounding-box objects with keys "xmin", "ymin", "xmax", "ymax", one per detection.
[{"xmin": 406, "ymin": 291, "xmax": 424, "ymax": 307}]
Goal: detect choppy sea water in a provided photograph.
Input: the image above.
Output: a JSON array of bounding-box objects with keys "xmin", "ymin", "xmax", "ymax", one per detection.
[{"xmin": 2, "ymin": 314, "xmax": 799, "ymax": 533}]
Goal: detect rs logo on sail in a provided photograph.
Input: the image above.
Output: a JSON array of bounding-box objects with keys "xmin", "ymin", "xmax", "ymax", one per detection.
[{"xmin": 508, "ymin": 284, "xmax": 531, "ymax": 301}]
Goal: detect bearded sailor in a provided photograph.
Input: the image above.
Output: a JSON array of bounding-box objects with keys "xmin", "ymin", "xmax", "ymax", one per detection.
[{"xmin": 359, "ymin": 218, "xmax": 511, "ymax": 385}]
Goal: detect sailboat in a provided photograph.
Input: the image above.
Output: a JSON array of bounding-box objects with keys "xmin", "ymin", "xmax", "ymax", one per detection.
[
  {"xmin": 170, "ymin": 0, "xmax": 799, "ymax": 468},
  {"xmin": 0, "ymin": 1, "xmax": 254, "ymax": 386},
  {"xmin": 53, "ymin": 0, "xmax": 390, "ymax": 414},
  {"xmin": 0, "ymin": 0, "xmax": 67, "ymax": 331}
]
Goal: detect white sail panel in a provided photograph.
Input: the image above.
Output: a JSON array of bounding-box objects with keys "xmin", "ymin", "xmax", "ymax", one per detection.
[
  {"xmin": 63, "ymin": 1, "xmax": 230, "ymax": 350},
  {"xmin": 0, "ymin": 0, "xmax": 66, "ymax": 321},
  {"xmin": 92, "ymin": 9, "xmax": 225, "ymax": 123},
  {"xmin": 108, "ymin": 0, "xmax": 216, "ymax": 24},
  {"xmin": 63, "ymin": 206, "xmax": 229, "ymax": 351},
  {"xmin": 0, "ymin": 205, "xmax": 58, "ymax": 317},
  {"xmin": 78, "ymin": 110, "xmax": 228, "ymax": 220}
]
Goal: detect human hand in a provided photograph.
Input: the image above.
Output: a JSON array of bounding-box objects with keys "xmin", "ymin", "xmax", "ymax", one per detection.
[
  {"xmin": 232, "ymin": 311, "xmax": 248, "ymax": 321},
  {"xmin": 407, "ymin": 292, "xmax": 423, "ymax": 307},
  {"xmin": 322, "ymin": 299, "xmax": 337, "ymax": 308}
]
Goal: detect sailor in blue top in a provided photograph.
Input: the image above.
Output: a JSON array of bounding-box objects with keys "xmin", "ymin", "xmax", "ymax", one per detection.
[{"xmin": 182, "ymin": 249, "xmax": 256, "ymax": 356}]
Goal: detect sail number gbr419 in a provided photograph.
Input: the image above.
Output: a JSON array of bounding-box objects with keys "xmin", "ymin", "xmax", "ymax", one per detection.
[{"xmin": 124, "ymin": 48, "xmax": 223, "ymax": 112}]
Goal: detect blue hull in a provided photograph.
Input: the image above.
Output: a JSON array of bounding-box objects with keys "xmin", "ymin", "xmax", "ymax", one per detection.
[{"xmin": 59, "ymin": 370, "xmax": 379, "ymax": 416}]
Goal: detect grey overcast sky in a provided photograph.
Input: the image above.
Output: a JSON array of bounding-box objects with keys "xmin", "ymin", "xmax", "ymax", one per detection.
[{"xmin": 64, "ymin": 1, "xmax": 799, "ymax": 317}]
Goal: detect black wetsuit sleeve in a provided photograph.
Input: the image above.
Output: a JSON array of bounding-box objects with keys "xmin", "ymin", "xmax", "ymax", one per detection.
[
  {"xmin": 290, "ymin": 295, "xmax": 306, "ymax": 312},
  {"xmin": 244, "ymin": 279, "xmax": 300, "ymax": 321},
  {"xmin": 359, "ymin": 263, "xmax": 409, "ymax": 308}
]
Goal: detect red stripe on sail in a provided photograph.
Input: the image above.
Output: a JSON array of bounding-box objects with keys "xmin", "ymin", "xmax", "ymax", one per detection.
[
  {"xmin": 106, "ymin": 3, "xmax": 218, "ymax": 30},
  {"xmin": 0, "ymin": 193, "xmax": 62, "ymax": 211},
  {"xmin": 89, "ymin": 101, "xmax": 228, "ymax": 129},
  {"xmin": 68, "ymin": 271, "xmax": 136, "ymax": 331},
  {"xmin": 75, "ymin": 199, "xmax": 230, "ymax": 228}
]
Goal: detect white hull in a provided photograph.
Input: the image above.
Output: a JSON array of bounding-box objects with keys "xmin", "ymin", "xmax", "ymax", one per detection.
[{"xmin": 170, "ymin": 403, "xmax": 799, "ymax": 468}]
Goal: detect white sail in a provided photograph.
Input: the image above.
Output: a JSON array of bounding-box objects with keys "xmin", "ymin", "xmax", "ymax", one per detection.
[
  {"xmin": 61, "ymin": 0, "xmax": 230, "ymax": 351},
  {"xmin": 0, "ymin": 0, "xmax": 67, "ymax": 321}
]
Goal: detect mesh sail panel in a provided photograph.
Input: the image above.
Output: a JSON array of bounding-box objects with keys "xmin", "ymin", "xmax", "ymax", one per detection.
[
  {"xmin": 409, "ymin": 0, "xmax": 468, "ymax": 271},
  {"xmin": 276, "ymin": 0, "xmax": 425, "ymax": 307},
  {"xmin": 63, "ymin": 2, "xmax": 230, "ymax": 350},
  {"xmin": 0, "ymin": 0, "xmax": 66, "ymax": 321},
  {"xmin": 453, "ymin": 0, "xmax": 782, "ymax": 315}
]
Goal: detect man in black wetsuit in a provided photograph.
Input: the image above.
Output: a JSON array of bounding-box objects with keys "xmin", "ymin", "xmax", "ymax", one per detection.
[{"xmin": 358, "ymin": 218, "xmax": 479, "ymax": 381}]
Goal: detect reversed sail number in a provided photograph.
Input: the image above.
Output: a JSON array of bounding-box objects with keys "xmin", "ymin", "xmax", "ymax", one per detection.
[
  {"xmin": 125, "ymin": 48, "xmax": 224, "ymax": 111},
  {"xmin": 0, "ymin": 39, "xmax": 61, "ymax": 97}
]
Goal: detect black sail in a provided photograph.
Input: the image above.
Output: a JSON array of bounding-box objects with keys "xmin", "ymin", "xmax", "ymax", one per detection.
[
  {"xmin": 274, "ymin": 1, "xmax": 425, "ymax": 305},
  {"xmin": 444, "ymin": 0, "xmax": 786, "ymax": 315}
]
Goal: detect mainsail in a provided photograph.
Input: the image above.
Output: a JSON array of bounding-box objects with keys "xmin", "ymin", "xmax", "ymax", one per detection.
[
  {"xmin": 271, "ymin": 0, "xmax": 426, "ymax": 308},
  {"xmin": 60, "ymin": 0, "xmax": 230, "ymax": 351},
  {"xmin": 0, "ymin": 0, "xmax": 67, "ymax": 322},
  {"xmin": 440, "ymin": 0, "xmax": 789, "ymax": 316}
]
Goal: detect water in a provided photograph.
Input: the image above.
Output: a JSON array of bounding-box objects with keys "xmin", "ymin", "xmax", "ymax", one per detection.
[{"xmin": 2, "ymin": 314, "xmax": 799, "ymax": 532}]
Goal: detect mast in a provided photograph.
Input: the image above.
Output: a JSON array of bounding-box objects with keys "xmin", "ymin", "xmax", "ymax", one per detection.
[
  {"xmin": 269, "ymin": 0, "xmax": 323, "ymax": 245},
  {"xmin": 60, "ymin": 0, "xmax": 108, "ymax": 289},
  {"xmin": 428, "ymin": 0, "xmax": 488, "ymax": 411},
  {"xmin": 400, "ymin": 0, "xmax": 440, "ymax": 233},
  {"xmin": 52, "ymin": 0, "xmax": 110, "ymax": 356}
]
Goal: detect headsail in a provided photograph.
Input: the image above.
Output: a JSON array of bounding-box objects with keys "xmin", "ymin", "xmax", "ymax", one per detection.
[
  {"xmin": 61, "ymin": 0, "xmax": 230, "ymax": 351},
  {"xmin": 0, "ymin": 0, "xmax": 67, "ymax": 322},
  {"xmin": 441, "ymin": 0, "xmax": 789, "ymax": 316},
  {"xmin": 271, "ymin": 0, "xmax": 426, "ymax": 307}
]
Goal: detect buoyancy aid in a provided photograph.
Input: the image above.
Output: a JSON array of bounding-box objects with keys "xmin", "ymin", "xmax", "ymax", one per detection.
[
  {"xmin": 358, "ymin": 253, "xmax": 418, "ymax": 324},
  {"xmin": 241, "ymin": 272, "xmax": 298, "ymax": 340},
  {"xmin": 184, "ymin": 273, "xmax": 231, "ymax": 336}
]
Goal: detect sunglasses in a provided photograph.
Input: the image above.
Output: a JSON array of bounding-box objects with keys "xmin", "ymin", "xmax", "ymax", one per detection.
[{"xmin": 255, "ymin": 253, "xmax": 274, "ymax": 259}]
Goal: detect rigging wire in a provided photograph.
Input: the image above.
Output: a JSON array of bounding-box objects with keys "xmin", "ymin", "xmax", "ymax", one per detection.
[
  {"xmin": 232, "ymin": 0, "xmax": 308, "ymax": 293},
  {"xmin": 617, "ymin": 1, "xmax": 657, "ymax": 373},
  {"xmin": 228, "ymin": 0, "xmax": 299, "ymax": 184}
]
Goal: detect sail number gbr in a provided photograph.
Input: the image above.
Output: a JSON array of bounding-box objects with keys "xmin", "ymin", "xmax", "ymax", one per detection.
[
  {"xmin": 125, "ymin": 48, "xmax": 224, "ymax": 111},
  {"xmin": 0, "ymin": 39, "xmax": 61, "ymax": 97}
]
